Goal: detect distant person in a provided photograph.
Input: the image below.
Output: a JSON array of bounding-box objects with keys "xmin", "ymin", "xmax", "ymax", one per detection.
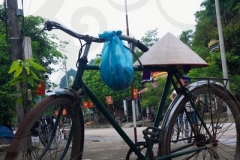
[{"xmin": 170, "ymin": 76, "xmax": 198, "ymax": 137}]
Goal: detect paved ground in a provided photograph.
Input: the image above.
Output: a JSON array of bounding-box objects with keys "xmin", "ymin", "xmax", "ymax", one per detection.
[
  {"xmin": 0, "ymin": 140, "xmax": 131, "ymax": 160},
  {"xmin": 0, "ymin": 121, "xmax": 151, "ymax": 160},
  {"xmin": 82, "ymin": 140, "xmax": 130, "ymax": 160},
  {"xmin": 0, "ymin": 121, "xmax": 237, "ymax": 159}
]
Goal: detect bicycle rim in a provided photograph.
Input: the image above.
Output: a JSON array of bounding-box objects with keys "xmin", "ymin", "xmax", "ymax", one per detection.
[
  {"xmin": 5, "ymin": 95, "xmax": 84, "ymax": 160},
  {"xmin": 160, "ymin": 86, "xmax": 240, "ymax": 159}
]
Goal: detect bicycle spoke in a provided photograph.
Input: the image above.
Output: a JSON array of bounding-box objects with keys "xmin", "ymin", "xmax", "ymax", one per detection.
[{"xmin": 160, "ymin": 85, "xmax": 240, "ymax": 159}]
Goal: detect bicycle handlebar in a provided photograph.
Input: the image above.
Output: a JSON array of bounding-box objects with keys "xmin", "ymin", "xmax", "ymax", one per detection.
[{"xmin": 42, "ymin": 20, "xmax": 149, "ymax": 52}]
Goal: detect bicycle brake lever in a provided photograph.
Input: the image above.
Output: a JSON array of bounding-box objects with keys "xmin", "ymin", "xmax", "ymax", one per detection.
[{"xmin": 45, "ymin": 21, "xmax": 53, "ymax": 31}]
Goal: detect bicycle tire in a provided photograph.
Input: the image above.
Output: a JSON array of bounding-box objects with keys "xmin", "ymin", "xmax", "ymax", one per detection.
[
  {"xmin": 160, "ymin": 85, "xmax": 240, "ymax": 159},
  {"xmin": 5, "ymin": 95, "xmax": 84, "ymax": 160}
]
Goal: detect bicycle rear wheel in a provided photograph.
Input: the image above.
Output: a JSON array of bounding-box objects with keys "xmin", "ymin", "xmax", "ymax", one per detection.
[
  {"xmin": 160, "ymin": 85, "xmax": 240, "ymax": 159},
  {"xmin": 5, "ymin": 95, "xmax": 84, "ymax": 160}
]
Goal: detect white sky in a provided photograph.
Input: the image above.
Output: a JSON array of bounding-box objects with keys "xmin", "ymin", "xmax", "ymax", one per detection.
[{"xmin": 2, "ymin": 0, "xmax": 204, "ymax": 85}]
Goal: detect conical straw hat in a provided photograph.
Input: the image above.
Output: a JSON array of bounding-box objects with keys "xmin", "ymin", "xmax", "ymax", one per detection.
[{"xmin": 134, "ymin": 32, "xmax": 208, "ymax": 69}]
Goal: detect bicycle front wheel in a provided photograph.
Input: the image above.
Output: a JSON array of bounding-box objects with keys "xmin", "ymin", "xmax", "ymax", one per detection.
[
  {"xmin": 161, "ymin": 85, "xmax": 240, "ymax": 159},
  {"xmin": 5, "ymin": 95, "xmax": 84, "ymax": 160}
]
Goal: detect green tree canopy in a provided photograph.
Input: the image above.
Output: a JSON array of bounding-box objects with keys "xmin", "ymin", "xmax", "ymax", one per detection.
[
  {"xmin": 0, "ymin": 8, "xmax": 67, "ymax": 125},
  {"xmin": 180, "ymin": 0, "xmax": 240, "ymax": 95}
]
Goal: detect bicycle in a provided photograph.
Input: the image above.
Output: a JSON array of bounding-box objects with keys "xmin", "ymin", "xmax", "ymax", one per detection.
[
  {"xmin": 30, "ymin": 116, "xmax": 61, "ymax": 150},
  {"xmin": 171, "ymin": 110, "xmax": 193, "ymax": 144},
  {"xmin": 5, "ymin": 20, "xmax": 240, "ymax": 160}
]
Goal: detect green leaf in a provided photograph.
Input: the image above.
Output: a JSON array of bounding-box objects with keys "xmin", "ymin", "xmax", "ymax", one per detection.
[
  {"xmin": 28, "ymin": 78, "xmax": 35, "ymax": 87},
  {"xmin": 28, "ymin": 60, "xmax": 46, "ymax": 71},
  {"xmin": 9, "ymin": 79, "xmax": 21, "ymax": 86},
  {"xmin": 23, "ymin": 62, "xmax": 30, "ymax": 75},
  {"xmin": 29, "ymin": 70, "xmax": 38, "ymax": 80},
  {"xmin": 8, "ymin": 60, "xmax": 21, "ymax": 74},
  {"xmin": 13, "ymin": 66, "xmax": 23, "ymax": 78}
]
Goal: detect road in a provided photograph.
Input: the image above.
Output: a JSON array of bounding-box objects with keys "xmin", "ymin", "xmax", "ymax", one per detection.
[
  {"xmin": 0, "ymin": 123, "xmax": 237, "ymax": 160},
  {"xmin": 85, "ymin": 126, "xmax": 146, "ymax": 142},
  {"xmin": 0, "ymin": 126, "xmax": 149, "ymax": 160},
  {"xmin": 82, "ymin": 127, "xmax": 147, "ymax": 159}
]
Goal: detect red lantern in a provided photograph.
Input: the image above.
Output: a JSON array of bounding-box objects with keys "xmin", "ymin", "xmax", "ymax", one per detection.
[
  {"xmin": 54, "ymin": 110, "xmax": 58, "ymax": 117},
  {"xmin": 35, "ymin": 83, "xmax": 45, "ymax": 95},
  {"xmin": 62, "ymin": 108, "xmax": 67, "ymax": 115},
  {"xmin": 83, "ymin": 102, "xmax": 89, "ymax": 109},
  {"xmin": 133, "ymin": 89, "xmax": 138, "ymax": 99},
  {"xmin": 106, "ymin": 96, "xmax": 113, "ymax": 105},
  {"xmin": 89, "ymin": 102, "xmax": 94, "ymax": 108}
]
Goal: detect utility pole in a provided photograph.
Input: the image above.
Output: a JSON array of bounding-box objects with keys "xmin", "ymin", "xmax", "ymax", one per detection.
[
  {"xmin": 64, "ymin": 60, "xmax": 68, "ymax": 87},
  {"xmin": 7, "ymin": 0, "xmax": 22, "ymax": 61},
  {"xmin": 7, "ymin": 0, "xmax": 24, "ymax": 125},
  {"xmin": 124, "ymin": 0, "xmax": 138, "ymax": 144},
  {"xmin": 214, "ymin": 0, "xmax": 229, "ymax": 89}
]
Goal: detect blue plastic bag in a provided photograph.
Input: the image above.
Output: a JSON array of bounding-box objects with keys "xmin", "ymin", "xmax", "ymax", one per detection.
[{"xmin": 99, "ymin": 31, "xmax": 134, "ymax": 91}]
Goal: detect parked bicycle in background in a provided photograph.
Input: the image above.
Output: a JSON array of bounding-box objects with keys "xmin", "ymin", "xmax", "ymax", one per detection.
[{"xmin": 30, "ymin": 116, "xmax": 61, "ymax": 150}]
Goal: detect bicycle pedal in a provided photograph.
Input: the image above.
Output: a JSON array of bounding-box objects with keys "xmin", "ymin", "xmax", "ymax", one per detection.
[{"xmin": 142, "ymin": 127, "xmax": 161, "ymax": 143}]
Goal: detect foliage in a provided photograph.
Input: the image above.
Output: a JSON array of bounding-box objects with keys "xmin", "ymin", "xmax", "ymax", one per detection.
[
  {"xmin": 0, "ymin": 84, "xmax": 16, "ymax": 125},
  {"xmin": 140, "ymin": 28, "xmax": 159, "ymax": 48},
  {"xmin": 140, "ymin": 77, "xmax": 170, "ymax": 112},
  {"xmin": 59, "ymin": 68, "xmax": 77, "ymax": 88},
  {"xmin": 179, "ymin": 30, "xmax": 193, "ymax": 47},
  {"xmin": 8, "ymin": 59, "xmax": 46, "ymax": 105},
  {"xmin": 8, "ymin": 59, "xmax": 46, "ymax": 85},
  {"xmin": 23, "ymin": 15, "xmax": 67, "ymax": 88},
  {"xmin": 180, "ymin": 0, "xmax": 240, "ymax": 95},
  {"xmin": 0, "ymin": 5, "xmax": 16, "ymax": 125},
  {"xmin": 0, "ymin": 9, "xmax": 67, "ymax": 125}
]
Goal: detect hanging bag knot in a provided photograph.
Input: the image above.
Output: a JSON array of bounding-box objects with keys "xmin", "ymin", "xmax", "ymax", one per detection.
[{"xmin": 99, "ymin": 31, "xmax": 134, "ymax": 91}]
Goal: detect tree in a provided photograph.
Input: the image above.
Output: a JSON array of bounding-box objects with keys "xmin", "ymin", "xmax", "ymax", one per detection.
[
  {"xmin": 179, "ymin": 30, "xmax": 193, "ymax": 47},
  {"xmin": 140, "ymin": 77, "xmax": 170, "ymax": 112},
  {"xmin": 24, "ymin": 15, "xmax": 66, "ymax": 78},
  {"xmin": 140, "ymin": 28, "xmax": 159, "ymax": 48},
  {"xmin": 179, "ymin": 0, "xmax": 240, "ymax": 95},
  {"xmin": 0, "ymin": 8, "xmax": 66, "ymax": 125},
  {"xmin": 59, "ymin": 68, "xmax": 77, "ymax": 88},
  {"xmin": 8, "ymin": 58, "xmax": 46, "ymax": 114}
]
